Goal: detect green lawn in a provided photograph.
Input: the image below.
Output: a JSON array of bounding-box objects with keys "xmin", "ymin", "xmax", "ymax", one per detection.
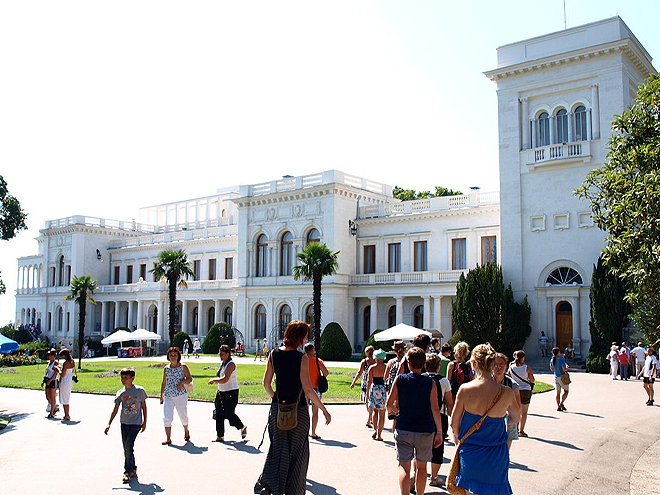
[
  {"xmin": 0, "ymin": 359, "xmax": 553, "ymax": 403},
  {"xmin": 0, "ymin": 360, "xmax": 361, "ymax": 404}
]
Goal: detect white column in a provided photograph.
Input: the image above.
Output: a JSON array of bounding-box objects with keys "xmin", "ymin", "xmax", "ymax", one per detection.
[
  {"xmin": 568, "ymin": 111, "xmax": 574, "ymax": 142},
  {"xmin": 396, "ymin": 297, "xmax": 403, "ymax": 325},
  {"xmin": 423, "ymin": 296, "xmax": 431, "ymax": 329},
  {"xmin": 181, "ymin": 300, "xmax": 189, "ymax": 334},
  {"xmin": 269, "ymin": 246, "xmax": 275, "ymax": 277},
  {"xmin": 197, "ymin": 299, "xmax": 204, "ymax": 335},
  {"xmin": 573, "ymin": 296, "xmax": 582, "ymax": 357},
  {"xmin": 347, "ymin": 297, "xmax": 356, "ymax": 348},
  {"xmin": 214, "ymin": 300, "xmax": 221, "ymax": 326},
  {"xmin": 127, "ymin": 301, "xmax": 134, "ymax": 329},
  {"xmin": 101, "ymin": 302, "xmax": 108, "ymax": 334},
  {"xmin": 549, "ymin": 115, "xmax": 555, "ymax": 144},
  {"xmin": 587, "ymin": 110, "xmax": 593, "ymax": 141},
  {"xmin": 137, "ymin": 300, "xmax": 143, "ymax": 329},
  {"xmin": 591, "ymin": 84, "xmax": 600, "ymax": 140},
  {"xmin": 520, "ymin": 98, "xmax": 529, "ymax": 150},
  {"xmin": 114, "ymin": 301, "xmax": 121, "ymax": 330},
  {"xmin": 434, "ymin": 297, "xmax": 441, "ymax": 332},
  {"xmin": 158, "ymin": 300, "xmax": 166, "ymax": 338},
  {"xmin": 370, "ymin": 298, "xmax": 378, "ymax": 333},
  {"xmin": 232, "ymin": 299, "xmax": 237, "ymax": 327},
  {"xmin": 531, "ymin": 119, "xmax": 537, "ymax": 148}
]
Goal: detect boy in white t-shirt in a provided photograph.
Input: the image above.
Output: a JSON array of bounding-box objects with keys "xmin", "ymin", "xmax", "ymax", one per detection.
[{"xmin": 631, "ymin": 343, "xmax": 647, "ymax": 379}]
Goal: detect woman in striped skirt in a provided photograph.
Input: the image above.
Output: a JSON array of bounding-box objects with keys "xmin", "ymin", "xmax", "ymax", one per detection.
[{"xmin": 254, "ymin": 321, "xmax": 331, "ymax": 495}]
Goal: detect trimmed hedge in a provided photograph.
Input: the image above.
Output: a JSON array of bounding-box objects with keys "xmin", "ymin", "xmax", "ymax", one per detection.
[
  {"xmin": 319, "ymin": 322, "xmax": 352, "ymax": 361},
  {"xmin": 171, "ymin": 332, "xmax": 192, "ymax": 354},
  {"xmin": 202, "ymin": 322, "xmax": 235, "ymax": 354}
]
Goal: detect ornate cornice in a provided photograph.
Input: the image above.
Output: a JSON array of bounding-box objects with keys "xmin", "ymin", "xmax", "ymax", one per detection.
[
  {"xmin": 357, "ymin": 204, "xmax": 500, "ymax": 227},
  {"xmin": 233, "ymin": 183, "xmax": 389, "ymax": 208}
]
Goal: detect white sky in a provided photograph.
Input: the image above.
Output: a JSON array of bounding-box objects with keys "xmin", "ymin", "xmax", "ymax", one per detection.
[{"xmin": 2, "ymin": 1, "xmax": 659, "ymax": 324}]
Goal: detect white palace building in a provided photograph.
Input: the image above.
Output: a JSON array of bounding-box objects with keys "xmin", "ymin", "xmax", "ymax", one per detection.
[{"xmin": 14, "ymin": 18, "xmax": 656, "ymax": 357}]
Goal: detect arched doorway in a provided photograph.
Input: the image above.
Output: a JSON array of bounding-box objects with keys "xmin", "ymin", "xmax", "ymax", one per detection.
[{"xmin": 555, "ymin": 301, "xmax": 573, "ymax": 351}]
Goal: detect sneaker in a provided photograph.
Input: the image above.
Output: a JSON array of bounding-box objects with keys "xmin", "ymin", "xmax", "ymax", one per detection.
[
  {"xmin": 560, "ymin": 404, "xmax": 567, "ymax": 411},
  {"xmin": 429, "ymin": 476, "xmax": 443, "ymax": 487}
]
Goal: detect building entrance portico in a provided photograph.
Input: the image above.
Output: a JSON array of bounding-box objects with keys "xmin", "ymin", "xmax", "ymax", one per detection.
[{"xmin": 555, "ymin": 301, "xmax": 573, "ymax": 351}]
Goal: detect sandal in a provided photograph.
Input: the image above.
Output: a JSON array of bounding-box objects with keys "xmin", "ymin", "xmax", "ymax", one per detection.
[
  {"xmin": 519, "ymin": 431, "xmax": 528, "ymax": 437},
  {"xmin": 241, "ymin": 426, "xmax": 248, "ymax": 439},
  {"xmin": 162, "ymin": 440, "xmax": 172, "ymax": 445},
  {"xmin": 122, "ymin": 474, "xmax": 130, "ymax": 483},
  {"xmin": 310, "ymin": 434, "xmax": 321, "ymax": 439},
  {"xmin": 184, "ymin": 433, "xmax": 190, "ymax": 442}
]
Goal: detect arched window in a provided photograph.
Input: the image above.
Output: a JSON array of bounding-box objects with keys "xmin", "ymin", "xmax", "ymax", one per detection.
[
  {"xmin": 208, "ymin": 307, "xmax": 215, "ymax": 330},
  {"xmin": 279, "ymin": 305, "xmax": 292, "ymax": 338},
  {"xmin": 388, "ymin": 305, "xmax": 396, "ymax": 328},
  {"xmin": 546, "ymin": 267, "xmax": 583, "ymax": 285},
  {"xmin": 255, "ymin": 304, "xmax": 266, "ymax": 339},
  {"xmin": 574, "ymin": 105, "xmax": 588, "ymax": 141},
  {"xmin": 256, "ymin": 234, "xmax": 268, "ymax": 277},
  {"xmin": 363, "ymin": 306, "xmax": 371, "ymax": 341},
  {"xmin": 58, "ymin": 255, "xmax": 65, "ymax": 286},
  {"xmin": 224, "ymin": 306, "xmax": 233, "ymax": 326},
  {"xmin": 280, "ymin": 231, "xmax": 293, "ymax": 276},
  {"xmin": 556, "ymin": 108, "xmax": 568, "ymax": 143},
  {"xmin": 56, "ymin": 307, "xmax": 63, "ymax": 332},
  {"xmin": 413, "ymin": 305, "xmax": 424, "ymax": 329},
  {"xmin": 305, "ymin": 304, "xmax": 314, "ymax": 326},
  {"xmin": 538, "ymin": 112, "xmax": 550, "ymax": 146},
  {"xmin": 307, "ymin": 228, "xmax": 320, "ymax": 245}
]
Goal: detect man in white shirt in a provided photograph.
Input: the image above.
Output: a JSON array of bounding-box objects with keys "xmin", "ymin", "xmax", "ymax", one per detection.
[
  {"xmin": 631, "ymin": 342, "xmax": 647, "ymax": 379},
  {"xmin": 642, "ymin": 348, "xmax": 658, "ymax": 406}
]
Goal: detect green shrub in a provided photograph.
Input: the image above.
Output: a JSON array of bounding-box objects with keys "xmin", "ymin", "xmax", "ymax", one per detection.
[
  {"xmin": 216, "ymin": 322, "xmax": 236, "ymax": 349},
  {"xmin": 1, "ymin": 324, "xmax": 16, "ymax": 340},
  {"xmin": 19, "ymin": 340, "xmax": 50, "ymax": 353},
  {"xmin": 202, "ymin": 323, "xmax": 229, "ymax": 354},
  {"xmin": 319, "ymin": 322, "xmax": 352, "ymax": 361},
  {"xmin": 171, "ymin": 332, "xmax": 192, "ymax": 353},
  {"xmin": 362, "ymin": 329, "xmax": 394, "ymax": 358},
  {"xmin": 13, "ymin": 328, "xmax": 34, "ymax": 344},
  {"xmin": 0, "ymin": 353, "xmax": 40, "ymax": 367},
  {"xmin": 586, "ymin": 346, "xmax": 610, "ymax": 374}
]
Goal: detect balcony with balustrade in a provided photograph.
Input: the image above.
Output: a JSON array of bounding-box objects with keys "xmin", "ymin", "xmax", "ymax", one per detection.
[
  {"xmin": 525, "ymin": 140, "xmax": 592, "ymax": 169},
  {"xmin": 350, "ymin": 269, "xmax": 467, "ymax": 285},
  {"xmin": 358, "ymin": 191, "xmax": 499, "ymax": 219}
]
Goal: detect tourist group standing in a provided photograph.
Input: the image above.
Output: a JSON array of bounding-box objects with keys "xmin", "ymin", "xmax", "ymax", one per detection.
[{"xmin": 41, "ymin": 348, "xmax": 77, "ymax": 421}]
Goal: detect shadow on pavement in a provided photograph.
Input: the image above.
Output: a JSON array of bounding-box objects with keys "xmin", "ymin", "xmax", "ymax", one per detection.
[
  {"xmin": 112, "ymin": 478, "xmax": 164, "ymax": 494},
  {"xmin": 60, "ymin": 419, "xmax": 82, "ymax": 425},
  {"xmin": 169, "ymin": 442, "xmax": 209, "ymax": 454},
  {"xmin": 314, "ymin": 438, "xmax": 356, "ymax": 449},
  {"xmin": 509, "ymin": 461, "xmax": 538, "ymax": 472},
  {"xmin": 224, "ymin": 440, "xmax": 261, "ymax": 454},
  {"xmin": 529, "ymin": 436, "xmax": 583, "ymax": 450},
  {"xmin": 307, "ymin": 479, "xmax": 339, "ymax": 495},
  {"xmin": 0, "ymin": 410, "xmax": 31, "ymax": 434},
  {"xmin": 563, "ymin": 411, "xmax": 602, "ymax": 418},
  {"xmin": 527, "ymin": 413, "xmax": 558, "ymax": 419}
]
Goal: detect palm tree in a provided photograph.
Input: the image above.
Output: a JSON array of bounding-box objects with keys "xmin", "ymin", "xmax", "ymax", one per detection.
[
  {"xmin": 65, "ymin": 275, "xmax": 98, "ymax": 370},
  {"xmin": 293, "ymin": 242, "xmax": 339, "ymax": 349},
  {"xmin": 150, "ymin": 249, "xmax": 194, "ymax": 344}
]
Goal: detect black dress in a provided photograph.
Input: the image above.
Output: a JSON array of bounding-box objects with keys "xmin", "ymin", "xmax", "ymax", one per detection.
[{"xmin": 255, "ymin": 348, "xmax": 310, "ymax": 495}]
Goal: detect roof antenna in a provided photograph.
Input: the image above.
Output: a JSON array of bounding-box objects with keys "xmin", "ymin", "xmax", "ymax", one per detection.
[{"xmin": 564, "ymin": 0, "xmax": 567, "ymax": 30}]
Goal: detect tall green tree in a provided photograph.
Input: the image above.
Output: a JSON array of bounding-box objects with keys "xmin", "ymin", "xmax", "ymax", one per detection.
[
  {"xmin": 452, "ymin": 263, "xmax": 531, "ymax": 359},
  {"xmin": 0, "ymin": 175, "xmax": 28, "ymax": 294},
  {"xmin": 292, "ymin": 243, "xmax": 339, "ymax": 349},
  {"xmin": 631, "ymin": 294, "xmax": 660, "ymax": 345},
  {"xmin": 65, "ymin": 275, "xmax": 98, "ymax": 369},
  {"xmin": 150, "ymin": 249, "xmax": 194, "ymax": 344},
  {"xmin": 576, "ymin": 73, "xmax": 660, "ymax": 307}
]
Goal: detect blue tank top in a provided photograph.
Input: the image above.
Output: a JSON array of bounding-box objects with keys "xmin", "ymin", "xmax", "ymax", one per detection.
[{"xmin": 395, "ymin": 373, "xmax": 434, "ymax": 433}]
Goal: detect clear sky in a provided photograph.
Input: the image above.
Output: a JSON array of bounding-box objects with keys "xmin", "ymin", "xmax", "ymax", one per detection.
[{"xmin": 2, "ymin": 1, "xmax": 659, "ymax": 325}]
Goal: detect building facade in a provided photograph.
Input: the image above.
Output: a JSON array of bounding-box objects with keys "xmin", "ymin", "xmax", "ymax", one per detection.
[{"xmin": 15, "ymin": 17, "xmax": 656, "ymax": 356}]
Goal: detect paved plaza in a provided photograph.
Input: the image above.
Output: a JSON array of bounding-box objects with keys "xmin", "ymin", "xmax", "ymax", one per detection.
[{"xmin": 1, "ymin": 368, "xmax": 659, "ymax": 495}]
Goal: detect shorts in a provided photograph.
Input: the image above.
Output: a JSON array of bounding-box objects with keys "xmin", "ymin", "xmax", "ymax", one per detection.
[
  {"xmin": 45, "ymin": 380, "xmax": 57, "ymax": 390},
  {"xmin": 507, "ymin": 423, "xmax": 518, "ymax": 442},
  {"xmin": 431, "ymin": 439, "xmax": 444, "ymax": 464},
  {"xmin": 555, "ymin": 376, "xmax": 569, "ymax": 391},
  {"xmin": 643, "ymin": 377, "xmax": 655, "ymax": 384},
  {"xmin": 394, "ymin": 429, "xmax": 434, "ymax": 463},
  {"xmin": 519, "ymin": 389, "xmax": 532, "ymax": 405}
]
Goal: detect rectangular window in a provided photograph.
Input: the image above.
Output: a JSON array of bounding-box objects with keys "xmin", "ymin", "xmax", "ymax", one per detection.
[
  {"xmin": 50, "ymin": 267, "xmax": 56, "ymax": 287},
  {"xmin": 364, "ymin": 245, "xmax": 375, "ymax": 274},
  {"xmin": 481, "ymin": 236, "xmax": 497, "ymax": 265},
  {"xmin": 388, "ymin": 243, "xmax": 401, "ymax": 273},
  {"xmin": 140, "ymin": 264, "xmax": 147, "ymax": 281},
  {"xmin": 452, "ymin": 238, "xmax": 467, "ymax": 270},
  {"xmin": 225, "ymin": 258, "xmax": 233, "ymax": 279},
  {"xmin": 114, "ymin": 266, "xmax": 120, "ymax": 285},
  {"xmin": 414, "ymin": 241, "xmax": 428, "ymax": 271},
  {"xmin": 193, "ymin": 260, "xmax": 200, "ymax": 281},
  {"xmin": 66, "ymin": 312, "xmax": 70, "ymax": 332},
  {"xmin": 66, "ymin": 266, "xmax": 72, "ymax": 285},
  {"xmin": 208, "ymin": 259, "xmax": 216, "ymax": 280},
  {"xmin": 126, "ymin": 265, "xmax": 133, "ymax": 284}
]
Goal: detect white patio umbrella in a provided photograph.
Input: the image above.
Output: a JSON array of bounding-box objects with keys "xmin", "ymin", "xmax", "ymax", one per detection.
[
  {"xmin": 101, "ymin": 330, "xmax": 134, "ymax": 345},
  {"xmin": 129, "ymin": 329, "xmax": 161, "ymax": 341},
  {"xmin": 373, "ymin": 323, "xmax": 432, "ymax": 342}
]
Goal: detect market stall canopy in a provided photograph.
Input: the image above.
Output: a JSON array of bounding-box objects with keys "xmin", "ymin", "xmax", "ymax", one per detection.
[
  {"xmin": 130, "ymin": 329, "xmax": 161, "ymax": 341},
  {"xmin": 101, "ymin": 330, "xmax": 134, "ymax": 345},
  {"xmin": 373, "ymin": 323, "xmax": 432, "ymax": 342},
  {"xmin": 0, "ymin": 333, "xmax": 19, "ymax": 354}
]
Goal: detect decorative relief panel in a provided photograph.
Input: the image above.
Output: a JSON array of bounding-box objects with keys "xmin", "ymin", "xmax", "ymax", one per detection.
[{"xmin": 530, "ymin": 215, "xmax": 546, "ymax": 232}]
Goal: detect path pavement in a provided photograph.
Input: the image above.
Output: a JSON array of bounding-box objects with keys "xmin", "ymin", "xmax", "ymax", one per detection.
[{"xmin": 1, "ymin": 371, "xmax": 658, "ymax": 494}]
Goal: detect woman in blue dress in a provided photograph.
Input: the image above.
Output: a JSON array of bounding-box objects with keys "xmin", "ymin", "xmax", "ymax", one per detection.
[{"xmin": 450, "ymin": 344, "xmax": 520, "ymax": 495}]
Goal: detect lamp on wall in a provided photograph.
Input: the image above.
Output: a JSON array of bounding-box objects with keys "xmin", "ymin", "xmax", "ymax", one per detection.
[
  {"xmin": 96, "ymin": 249, "xmax": 103, "ymax": 261},
  {"xmin": 348, "ymin": 219, "xmax": 358, "ymax": 236}
]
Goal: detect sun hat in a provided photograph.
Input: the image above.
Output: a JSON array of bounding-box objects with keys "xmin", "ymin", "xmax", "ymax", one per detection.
[
  {"xmin": 374, "ymin": 349, "xmax": 387, "ymax": 361},
  {"xmin": 392, "ymin": 341, "xmax": 406, "ymax": 350}
]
